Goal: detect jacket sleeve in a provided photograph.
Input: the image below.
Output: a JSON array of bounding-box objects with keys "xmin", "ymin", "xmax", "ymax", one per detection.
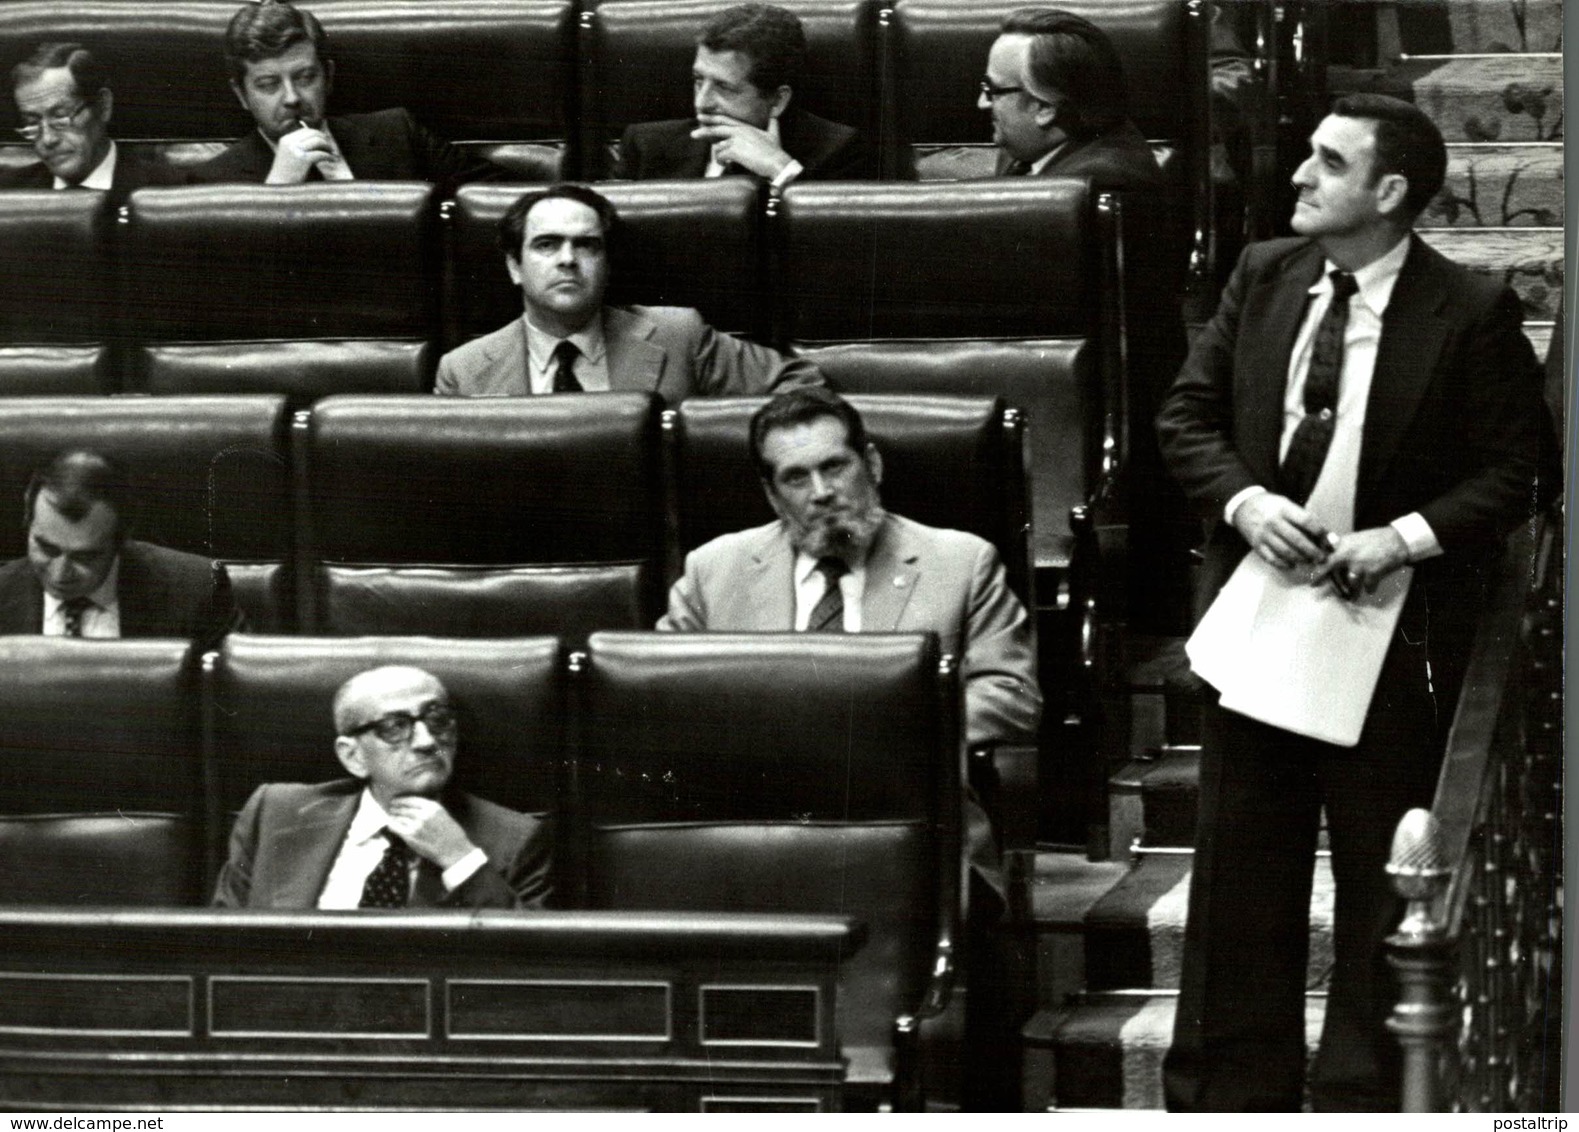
[
  {"xmin": 960, "ymin": 542, "xmax": 1042, "ymax": 748},
  {"xmin": 656, "ymin": 549, "xmax": 709, "ymax": 630},
  {"xmin": 692, "ymin": 319, "xmax": 826, "ymax": 395},
  {"xmin": 212, "ymin": 786, "xmax": 268, "ymax": 908},
  {"xmin": 442, "ymin": 815, "xmax": 554, "ymax": 910}
]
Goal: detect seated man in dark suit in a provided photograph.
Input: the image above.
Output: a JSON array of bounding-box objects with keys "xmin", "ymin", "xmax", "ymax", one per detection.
[
  {"xmin": 615, "ymin": 3, "xmax": 873, "ymax": 186},
  {"xmin": 214, "ymin": 664, "xmax": 553, "ymax": 910},
  {"xmin": 436, "ymin": 183, "xmax": 822, "ymax": 399},
  {"xmin": 0, "ymin": 43, "xmax": 180, "ymax": 197},
  {"xmin": 0, "ymin": 449, "xmax": 241, "ymax": 648},
  {"xmin": 979, "ymin": 7, "xmax": 1163, "ymax": 186},
  {"xmin": 187, "ymin": 0, "xmax": 494, "ymax": 188}
]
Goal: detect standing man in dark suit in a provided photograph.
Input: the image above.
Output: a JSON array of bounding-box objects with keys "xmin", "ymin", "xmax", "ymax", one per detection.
[
  {"xmin": 1, "ymin": 43, "xmax": 180, "ymax": 197},
  {"xmin": 1156, "ymin": 94, "xmax": 1551, "ymax": 1110},
  {"xmin": 187, "ymin": 0, "xmax": 494, "ymax": 188},
  {"xmin": 615, "ymin": 3, "xmax": 874, "ymax": 185},
  {"xmin": 0, "ymin": 449, "xmax": 241, "ymax": 649},
  {"xmin": 979, "ymin": 7, "xmax": 1162, "ymax": 187},
  {"xmin": 435, "ymin": 184, "xmax": 821, "ymax": 399},
  {"xmin": 213, "ymin": 665, "xmax": 553, "ymax": 910}
]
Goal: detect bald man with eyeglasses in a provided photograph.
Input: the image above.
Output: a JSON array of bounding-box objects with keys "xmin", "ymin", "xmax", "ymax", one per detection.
[{"xmin": 213, "ymin": 665, "xmax": 552, "ymax": 910}]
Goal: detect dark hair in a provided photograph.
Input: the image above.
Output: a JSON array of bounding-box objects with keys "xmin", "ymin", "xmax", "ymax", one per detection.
[
  {"xmin": 224, "ymin": 0, "xmax": 330, "ymax": 86},
  {"xmin": 11, "ymin": 42, "xmax": 108, "ymax": 101},
  {"xmin": 749, "ymin": 387, "xmax": 871, "ymax": 480},
  {"xmin": 497, "ymin": 183, "xmax": 619, "ymax": 260},
  {"xmin": 1330, "ymin": 92, "xmax": 1447, "ymax": 218},
  {"xmin": 1000, "ymin": 7, "xmax": 1128, "ymax": 137},
  {"xmin": 23, "ymin": 449, "xmax": 132, "ymax": 541},
  {"xmin": 698, "ymin": 4, "xmax": 807, "ymax": 93}
]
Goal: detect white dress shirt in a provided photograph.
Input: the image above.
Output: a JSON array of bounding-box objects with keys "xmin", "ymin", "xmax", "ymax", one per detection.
[
  {"xmin": 703, "ymin": 116, "xmax": 804, "ymax": 188},
  {"xmin": 1224, "ymin": 234, "xmax": 1441, "ymax": 560},
  {"xmin": 522, "ymin": 314, "xmax": 611, "ymax": 394},
  {"xmin": 56, "ymin": 140, "xmax": 117, "ymax": 190},
  {"xmin": 42, "ymin": 559, "xmax": 121, "ymax": 637},
  {"xmin": 792, "ymin": 550, "xmax": 867, "ymax": 632},
  {"xmin": 316, "ymin": 789, "xmax": 486, "ymax": 909}
]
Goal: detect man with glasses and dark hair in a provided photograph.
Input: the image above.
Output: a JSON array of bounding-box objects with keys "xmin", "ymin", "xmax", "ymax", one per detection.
[
  {"xmin": 978, "ymin": 7, "xmax": 1161, "ymax": 185},
  {"xmin": 1, "ymin": 42, "xmax": 180, "ymax": 196},
  {"xmin": 213, "ymin": 665, "xmax": 552, "ymax": 910}
]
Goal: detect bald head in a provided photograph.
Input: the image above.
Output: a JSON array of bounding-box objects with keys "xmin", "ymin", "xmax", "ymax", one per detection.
[{"xmin": 333, "ymin": 666, "xmax": 446, "ymax": 733}]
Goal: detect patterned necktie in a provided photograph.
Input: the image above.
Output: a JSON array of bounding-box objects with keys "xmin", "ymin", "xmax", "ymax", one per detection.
[
  {"xmin": 358, "ymin": 831, "xmax": 411, "ymax": 908},
  {"xmin": 1277, "ymin": 270, "xmax": 1360, "ymax": 505},
  {"xmin": 61, "ymin": 596, "xmax": 92, "ymax": 637},
  {"xmin": 805, "ymin": 557, "xmax": 849, "ymax": 632},
  {"xmin": 551, "ymin": 339, "xmax": 583, "ymax": 393}
]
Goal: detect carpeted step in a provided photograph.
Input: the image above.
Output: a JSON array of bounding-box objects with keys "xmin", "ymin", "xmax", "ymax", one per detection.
[
  {"xmin": 1110, "ymin": 748, "xmax": 1199, "ymax": 849},
  {"xmin": 1080, "ymin": 853, "xmax": 1336, "ymax": 993},
  {"xmin": 1029, "ymin": 850, "xmax": 1131, "ymax": 1013},
  {"xmin": 1393, "ymin": 54, "xmax": 1563, "ymax": 143},
  {"xmin": 1443, "ymin": 0, "xmax": 1564, "ymax": 55},
  {"xmin": 1418, "ymin": 226, "xmax": 1564, "ymax": 319},
  {"xmin": 1021, "ymin": 993, "xmax": 1326, "ymax": 1110},
  {"xmin": 1427, "ymin": 143, "xmax": 1564, "ymax": 227}
]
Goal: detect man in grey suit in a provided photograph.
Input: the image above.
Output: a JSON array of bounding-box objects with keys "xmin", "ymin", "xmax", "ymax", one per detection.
[
  {"xmin": 213, "ymin": 665, "xmax": 552, "ymax": 910},
  {"xmin": 434, "ymin": 184, "xmax": 822, "ymax": 400}
]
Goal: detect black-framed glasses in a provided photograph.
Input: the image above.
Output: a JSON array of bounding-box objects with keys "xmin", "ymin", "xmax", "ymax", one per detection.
[
  {"xmin": 344, "ymin": 703, "xmax": 459, "ymax": 746},
  {"xmin": 16, "ymin": 100, "xmax": 93, "ymax": 141},
  {"xmin": 979, "ymin": 77, "xmax": 1028, "ymax": 100}
]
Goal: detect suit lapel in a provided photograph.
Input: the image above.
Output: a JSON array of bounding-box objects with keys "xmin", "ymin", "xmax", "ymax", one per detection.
[
  {"xmin": 265, "ymin": 790, "xmax": 359, "ymax": 908},
  {"xmin": 744, "ymin": 526, "xmax": 797, "ymax": 628},
  {"xmin": 860, "ymin": 518, "xmax": 919, "ymax": 630},
  {"xmin": 671, "ymin": 128, "xmax": 712, "ymax": 178},
  {"xmin": 115, "ymin": 544, "xmax": 158, "ymax": 638},
  {"xmin": 604, "ymin": 307, "xmax": 668, "ymax": 393},
  {"xmin": 1242, "ymin": 243, "xmax": 1325, "ymax": 484}
]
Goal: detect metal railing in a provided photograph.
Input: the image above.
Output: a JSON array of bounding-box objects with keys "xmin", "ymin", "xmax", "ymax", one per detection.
[{"xmin": 1386, "ymin": 509, "xmax": 1563, "ymax": 1111}]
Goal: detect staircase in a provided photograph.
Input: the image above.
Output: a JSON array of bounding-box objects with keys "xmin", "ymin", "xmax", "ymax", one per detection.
[{"xmin": 1015, "ymin": 0, "xmax": 1563, "ymax": 1111}]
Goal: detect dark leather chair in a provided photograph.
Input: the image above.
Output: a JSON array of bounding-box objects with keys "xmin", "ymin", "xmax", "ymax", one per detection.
[
  {"xmin": 301, "ymin": 394, "xmax": 666, "ymax": 625},
  {"xmin": 135, "ymin": 340, "xmax": 430, "ymax": 403},
  {"xmin": 0, "ymin": 639, "xmax": 202, "ymax": 905},
  {"xmin": 443, "ymin": 178, "xmax": 765, "ymax": 350},
  {"xmin": 0, "ymin": 395, "xmax": 294, "ymax": 630},
  {"xmin": 576, "ymin": 0, "xmax": 882, "ymax": 179},
  {"xmin": 0, "ymin": 193, "xmax": 115, "ymax": 385},
  {"xmin": 577, "ymin": 630, "xmax": 960, "ymax": 1110},
  {"xmin": 205, "ymin": 634, "xmax": 565, "ymax": 892},
  {"xmin": 0, "ymin": 346, "xmax": 114, "ymax": 396},
  {"xmin": 316, "ymin": 561, "xmax": 650, "ymax": 643}
]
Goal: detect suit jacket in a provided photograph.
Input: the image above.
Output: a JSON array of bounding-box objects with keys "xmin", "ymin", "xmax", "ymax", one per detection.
[
  {"xmin": 0, "ymin": 539, "xmax": 241, "ymax": 650},
  {"xmin": 185, "ymin": 108, "xmax": 496, "ymax": 188},
  {"xmin": 0, "ymin": 146, "xmax": 183, "ymax": 200},
  {"xmin": 659, "ymin": 513, "xmax": 1041, "ymax": 748},
  {"xmin": 434, "ymin": 306, "xmax": 824, "ymax": 401},
  {"xmin": 999, "ymin": 118, "xmax": 1164, "ymax": 188},
  {"xmin": 212, "ymin": 778, "xmax": 553, "ymax": 910},
  {"xmin": 1156, "ymin": 234, "xmax": 1550, "ymax": 697},
  {"xmin": 615, "ymin": 106, "xmax": 875, "ymax": 181}
]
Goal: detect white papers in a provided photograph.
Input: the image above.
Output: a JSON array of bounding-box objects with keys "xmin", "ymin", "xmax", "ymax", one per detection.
[{"xmin": 1186, "ymin": 552, "xmax": 1413, "ymax": 747}]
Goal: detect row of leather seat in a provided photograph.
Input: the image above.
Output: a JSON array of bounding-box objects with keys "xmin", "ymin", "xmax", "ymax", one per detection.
[
  {"xmin": 0, "ymin": 630, "xmax": 959, "ymax": 1100},
  {"xmin": 0, "ymin": 0, "xmax": 1209, "ymax": 184}
]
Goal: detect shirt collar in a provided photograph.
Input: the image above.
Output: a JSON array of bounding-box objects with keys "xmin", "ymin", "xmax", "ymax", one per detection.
[
  {"xmin": 794, "ymin": 548, "xmax": 867, "ymax": 585},
  {"xmin": 1028, "ymin": 136, "xmax": 1071, "ymax": 175},
  {"xmin": 41, "ymin": 554, "xmax": 121, "ymax": 619},
  {"xmin": 522, "ymin": 312, "xmax": 607, "ymax": 370},
  {"xmin": 345, "ymin": 788, "xmax": 394, "ymax": 847},
  {"xmin": 1312, "ymin": 233, "xmax": 1412, "ymax": 317},
  {"xmin": 56, "ymin": 140, "xmax": 117, "ymax": 191}
]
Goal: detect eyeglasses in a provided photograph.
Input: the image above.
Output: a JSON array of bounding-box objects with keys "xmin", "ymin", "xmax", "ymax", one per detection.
[
  {"xmin": 344, "ymin": 703, "xmax": 459, "ymax": 746},
  {"xmin": 979, "ymin": 77, "xmax": 1028, "ymax": 100},
  {"xmin": 16, "ymin": 100, "xmax": 93, "ymax": 142}
]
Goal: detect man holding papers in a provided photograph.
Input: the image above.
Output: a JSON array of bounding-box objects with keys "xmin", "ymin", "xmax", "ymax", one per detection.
[{"xmin": 1155, "ymin": 94, "xmax": 1552, "ymax": 1111}]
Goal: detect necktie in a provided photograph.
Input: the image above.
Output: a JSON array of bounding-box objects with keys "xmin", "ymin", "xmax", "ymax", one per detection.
[
  {"xmin": 805, "ymin": 557, "xmax": 849, "ymax": 632},
  {"xmin": 61, "ymin": 596, "xmax": 92, "ymax": 637},
  {"xmin": 551, "ymin": 339, "xmax": 583, "ymax": 393},
  {"xmin": 1277, "ymin": 270, "xmax": 1360, "ymax": 505},
  {"xmin": 1002, "ymin": 159, "xmax": 1032, "ymax": 176},
  {"xmin": 358, "ymin": 831, "xmax": 411, "ymax": 908}
]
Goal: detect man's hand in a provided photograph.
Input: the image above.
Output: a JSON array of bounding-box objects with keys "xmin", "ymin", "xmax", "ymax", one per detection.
[
  {"xmin": 386, "ymin": 796, "xmax": 477, "ymax": 870},
  {"xmin": 1309, "ymin": 527, "xmax": 1410, "ymax": 597},
  {"xmin": 265, "ymin": 123, "xmax": 351, "ymax": 183},
  {"xmin": 1232, "ymin": 491, "xmax": 1331, "ymax": 570},
  {"xmin": 691, "ymin": 113, "xmax": 793, "ymax": 179}
]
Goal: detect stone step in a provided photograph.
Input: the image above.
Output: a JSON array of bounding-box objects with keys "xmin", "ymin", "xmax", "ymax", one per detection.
[
  {"xmin": 1427, "ymin": 143, "xmax": 1564, "ymax": 228},
  {"xmin": 1079, "ymin": 853, "xmax": 1335, "ymax": 993},
  {"xmin": 1418, "ymin": 226, "xmax": 1564, "ymax": 320},
  {"xmin": 1021, "ymin": 992, "xmax": 1327, "ymax": 1110},
  {"xmin": 1442, "ymin": 0, "xmax": 1564, "ymax": 56},
  {"xmin": 1392, "ymin": 54, "xmax": 1563, "ymax": 143}
]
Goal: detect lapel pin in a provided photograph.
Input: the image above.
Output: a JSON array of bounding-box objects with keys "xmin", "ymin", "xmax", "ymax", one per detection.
[{"xmin": 893, "ymin": 576, "xmax": 908, "ymax": 588}]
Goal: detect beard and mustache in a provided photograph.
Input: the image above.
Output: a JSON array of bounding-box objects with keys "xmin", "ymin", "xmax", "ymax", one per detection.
[{"xmin": 784, "ymin": 500, "xmax": 887, "ymax": 562}]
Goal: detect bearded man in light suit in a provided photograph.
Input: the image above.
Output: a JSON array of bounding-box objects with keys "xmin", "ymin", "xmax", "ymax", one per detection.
[{"xmin": 434, "ymin": 183, "xmax": 821, "ymax": 400}]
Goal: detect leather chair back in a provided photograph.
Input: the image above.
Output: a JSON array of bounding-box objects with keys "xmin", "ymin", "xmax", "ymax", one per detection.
[
  {"xmin": 0, "ymin": 639, "xmax": 201, "ymax": 905},
  {"xmin": 773, "ymin": 179, "xmax": 1092, "ymax": 341},
  {"xmin": 0, "ymin": 191, "xmax": 114, "ymax": 344},
  {"xmin": 670, "ymin": 393, "xmax": 1030, "ymax": 606},
  {"xmin": 0, "ymin": 395, "xmax": 292, "ymax": 563},
  {"xmin": 0, "ymin": 346, "xmax": 114, "ymax": 396},
  {"xmin": 316, "ymin": 561, "xmax": 650, "ymax": 643},
  {"xmin": 444, "ymin": 179, "xmax": 764, "ymax": 350},
  {"xmin": 577, "ymin": 0, "xmax": 881, "ymax": 178},
  {"xmin": 135, "ymin": 341, "xmax": 431, "ymax": 403},
  {"xmin": 578, "ymin": 630, "xmax": 958, "ymax": 1076}
]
